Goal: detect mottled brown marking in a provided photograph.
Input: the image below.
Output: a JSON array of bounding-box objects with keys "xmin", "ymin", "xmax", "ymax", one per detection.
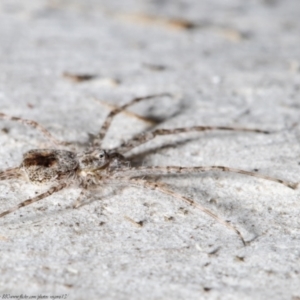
[{"xmin": 23, "ymin": 153, "xmax": 57, "ymax": 168}]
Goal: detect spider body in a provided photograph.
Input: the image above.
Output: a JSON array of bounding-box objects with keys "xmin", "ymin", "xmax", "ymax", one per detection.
[
  {"xmin": 0, "ymin": 94, "xmax": 296, "ymax": 245},
  {"xmin": 19, "ymin": 148, "xmax": 127, "ymax": 187}
]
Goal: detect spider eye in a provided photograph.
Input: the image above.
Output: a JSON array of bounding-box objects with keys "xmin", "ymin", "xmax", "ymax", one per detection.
[{"xmin": 99, "ymin": 151, "xmax": 106, "ymax": 159}]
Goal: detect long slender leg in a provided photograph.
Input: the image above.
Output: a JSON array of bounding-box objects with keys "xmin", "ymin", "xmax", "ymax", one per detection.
[
  {"xmin": 93, "ymin": 98, "xmax": 158, "ymax": 125},
  {"xmin": 0, "ymin": 112, "xmax": 67, "ymax": 146},
  {"xmin": 92, "ymin": 93, "xmax": 171, "ymax": 147},
  {"xmin": 113, "ymin": 126, "xmax": 270, "ymax": 154},
  {"xmin": 0, "ymin": 167, "xmax": 23, "ymax": 181},
  {"xmin": 0, "ymin": 183, "xmax": 67, "ymax": 218},
  {"xmin": 118, "ymin": 178, "xmax": 246, "ymax": 245},
  {"xmin": 111, "ymin": 165, "xmax": 297, "ymax": 189}
]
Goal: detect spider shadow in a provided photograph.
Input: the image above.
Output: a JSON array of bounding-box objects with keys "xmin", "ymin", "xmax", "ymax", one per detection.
[
  {"xmin": 126, "ymin": 130, "xmax": 246, "ymax": 163},
  {"xmin": 126, "ymin": 137, "xmax": 196, "ymax": 165},
  {"xmin": 75, "ymin": 176, "xmax": 261, "ymax": 243}
]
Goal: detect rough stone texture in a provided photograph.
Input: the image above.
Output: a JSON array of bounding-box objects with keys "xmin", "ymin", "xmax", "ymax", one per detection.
[{"xmin": 0, "ymin": 0, "xmax": 299, "ymax": 299}]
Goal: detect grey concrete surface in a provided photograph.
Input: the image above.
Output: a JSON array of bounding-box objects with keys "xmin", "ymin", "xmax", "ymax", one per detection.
[{"xmin": 0, "ymin": 0, "xmax": 300, "ymax": 299}]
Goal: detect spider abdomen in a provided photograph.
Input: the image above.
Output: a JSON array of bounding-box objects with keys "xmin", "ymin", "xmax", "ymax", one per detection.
[{"xmin": 21, "ymin": 149, "xmax": 79, "ymax": 183}]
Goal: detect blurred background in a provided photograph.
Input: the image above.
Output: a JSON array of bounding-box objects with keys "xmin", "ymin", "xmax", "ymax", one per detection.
[{"xmin": 0, "ymin": 1, "xmax": 300, "ymax": 299}]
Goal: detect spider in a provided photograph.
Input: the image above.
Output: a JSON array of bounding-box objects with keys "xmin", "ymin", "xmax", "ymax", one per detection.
[{"xmin": 0, "ymin": 94, "xmax": 296, "ymax": 245}]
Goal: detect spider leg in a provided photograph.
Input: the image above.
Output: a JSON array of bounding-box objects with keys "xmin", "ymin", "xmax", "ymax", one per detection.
[
  {"xmin": 92, "ymin": 93, "xmax": 172, "ymax": 147},
  {"xmin": 119, "ymin": 177, "xmax": 246, "ymax": 245},
  {"xmin": 112, "ymin": 165, "xmax": 297, "ymax": 189},
  {"xmin": 113, "ymin": 126, "xmax": 270, "ymax": 154},
  {"xmin": 93, "ymin": 98, "xmax": 158, "ymax": 125},
  {"xmin": 0, "ymin": 183, "xmax": 67, "ymax": 218},
  {"xmin": 0, "ymin": 112, "xmax": 68, "ymax": 146},
  {"xmin": 0, "ymin": 167, "xmax": 23, "ymax": 181}
]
